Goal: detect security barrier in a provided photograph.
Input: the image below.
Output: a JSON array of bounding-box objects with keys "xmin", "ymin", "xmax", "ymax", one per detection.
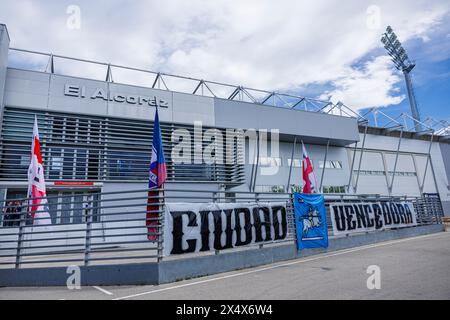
[{"xmin": 0, "ymin": 188, "xmax": 444, "ymax": 269}]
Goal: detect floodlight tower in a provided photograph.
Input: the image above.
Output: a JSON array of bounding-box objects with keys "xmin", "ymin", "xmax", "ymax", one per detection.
[{"xmin": 381, "ymin": 26, "xmax": 422, "ymax": 132}]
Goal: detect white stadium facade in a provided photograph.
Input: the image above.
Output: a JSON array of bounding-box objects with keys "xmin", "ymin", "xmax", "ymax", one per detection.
[{"xmin": 0, "ymin": 23, "xmax": 448, "ymax": 219}]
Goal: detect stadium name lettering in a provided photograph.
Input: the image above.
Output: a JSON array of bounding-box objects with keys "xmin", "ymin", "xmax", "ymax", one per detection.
[
  {"xmin": 64, "ymin": 84, "xmax": 169, "ymax": 108},
  {"xmin": 164, "ymin": 203, "xmax": 288, "ymax": 256},
  {"xmin": 329, "ymin": 201, "xmax": 417, "ymax": 235}
]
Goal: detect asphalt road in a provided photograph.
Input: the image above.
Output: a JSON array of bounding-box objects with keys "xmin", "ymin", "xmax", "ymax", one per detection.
[{"xmin": 1, "ymin": 231, "xmax": 449, "ymax": 300}]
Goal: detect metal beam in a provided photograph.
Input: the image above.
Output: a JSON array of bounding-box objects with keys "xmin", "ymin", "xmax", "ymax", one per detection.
[
  {"xmin": 388, "ymin": 129, "xmax": 403, "ymax": 195},
  {"xmin": 250, "ymin": 133, "xmax": 260, "ymax": 192},
  {"xmin": 420, "ymin": 133, "xmax": 435, "ymax": 192},
  {"xmin": 290, "ymin": 98, "xmax": 305, "ymax": 109},
  {"xmin": 354, "ymin": 124, "xmax": 368, "ymax": 193},
  {"xmin": 192, "ymin": 80, "xmax": 204, "ymax": 95},
  {"xmin": 346, "ymin": 140, "xmax": 359, "ymax": 192},
  {"xmin": 260, "ymin": 92, "xmax": 275, "ymax": 104},
  {"xmin": 105, "ymin": 64, "xmax": 113, "ymax": 82},
  {"xmin": 151, "ymin": 73, "xmax": 161, "ymax": 89},
  {"xmin": 228, "ymin": 86, "xmax": 241, "ymax": 100},
  {"xmin": 286, "ymin": 136, "xmax": 297, "ymax": 192}
]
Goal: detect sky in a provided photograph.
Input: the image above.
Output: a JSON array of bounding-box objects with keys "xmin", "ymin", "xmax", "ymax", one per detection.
[{"xmin": 0, "ymin": 0, "xmax": 449, "ymax": 128}]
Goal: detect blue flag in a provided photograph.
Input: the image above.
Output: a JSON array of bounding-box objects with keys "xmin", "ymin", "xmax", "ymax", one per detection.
[
  {"xmin": 148, "ymin": 108, "xmax": 167, "ymax": 189},
  {"xmin": 293, "ymin": 193, "xmax": 328, "ymax": 249}
]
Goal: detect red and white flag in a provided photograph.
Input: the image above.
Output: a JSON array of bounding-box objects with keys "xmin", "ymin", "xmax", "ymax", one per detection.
[
  {"xmin": 27, "ymin": 116, "xmax": 52, "ymax": 225},
  {"xmin": 302, "ymin": 142, "xmax": 317, "ymax": 194}
]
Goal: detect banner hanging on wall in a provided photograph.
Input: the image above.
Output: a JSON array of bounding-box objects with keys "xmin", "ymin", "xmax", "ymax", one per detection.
[
  {"xmin": 329, "ymin": 201, "xmax": 418, "ymax": 236},
  {"xmin": 163, "ymin": 202, "xmax": 288, "ymax": 256},
  {"xmin": 293, "ymin": 193, "xmax": 328, "ymax": 249}
]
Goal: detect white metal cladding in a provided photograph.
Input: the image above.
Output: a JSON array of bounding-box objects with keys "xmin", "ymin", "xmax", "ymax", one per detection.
[{"xmin": 0, "ymin": 107, "xmax": 245, "ymax": 184}]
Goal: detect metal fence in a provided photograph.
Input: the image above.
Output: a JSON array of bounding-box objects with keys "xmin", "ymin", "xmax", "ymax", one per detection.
[{"xmin": 0, "ymin": 188, "xmax": 444, "ymax": 269}]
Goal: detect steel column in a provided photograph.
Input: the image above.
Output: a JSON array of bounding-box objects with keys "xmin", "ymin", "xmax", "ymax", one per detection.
[
  {"xmin": 319, "ymin": 140, "xmax": 330, "ymax": 192},
  {"xmin": 420, "ymin": 134, "xmax": 434, "ymax": 192},
  {"xmin": 346, "ymin": 141, "xmax": 359, "ymax": 192},
  {"xmin": 286, "ymin": 136, "xmax": 297, "ymax": 192},
  {"xmin": 354, "ymin": 125, "xmax": 368, "ymax": 193}
]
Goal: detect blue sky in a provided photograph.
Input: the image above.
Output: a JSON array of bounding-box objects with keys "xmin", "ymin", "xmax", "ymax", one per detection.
[{"xmin": 0, "ymin": 0, "xmax": 449, "ymax": 128}]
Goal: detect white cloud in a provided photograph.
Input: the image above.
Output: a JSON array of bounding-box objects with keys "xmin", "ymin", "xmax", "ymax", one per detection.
[
  {"xmin": 319, "ymin": 56, "xmax": 406, "ymax": 109},
  {"xmin": 0, "ymin": 0, "xmax": 449, "ymax": 111}
]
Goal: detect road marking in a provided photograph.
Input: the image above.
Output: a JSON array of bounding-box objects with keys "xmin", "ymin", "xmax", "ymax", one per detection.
[
  {"xmin": 93, "ymin": 286, "xmax": 114, "ymax": 296},
  {"xmin": 114, "ymin": 231, "xmax": 448, "ymax": 300}
]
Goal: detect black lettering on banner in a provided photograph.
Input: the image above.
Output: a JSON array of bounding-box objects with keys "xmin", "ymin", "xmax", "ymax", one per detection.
[
  {"xmin": 212, "ymin": 209, "xmax": 234, "ymax": 251},
  {"xmin": 170, "ymin": 211, "xmax": 197, "ymax": 255},
  {"xmin": 329, "ymin": 201, "xmax": 417, "ymax": 236},
  {"xmin": 234, "ymin": 208, "xmax": 253, "ymax": 246},
  {"xmin": 271, "ymin": 206, "xmax": 287, "ymax": 240},
  {"xmin": 404, "ymin": 204, "xmax": 413, "ymax": 223},
  {"xmin": 344, "ymin": 205, "xmax": 356, "ymax": 230},
  {"xmin": 363, "ymin": 204, "xmax": 375, "ymax": 227},
  {"xmin": 396, "ymin": 203, "xmax": 406, "ymax": 224},
  {"xmin": 381, "ymin": 202, "xmax": 392, "ymax": 226},
  {"xmin": 389, "ymin": 202, "xmax": 400, "ymax": 224},
  {"xmin": 355, "ymin": 204, "xmax": 367, "ymax": 229},
  {"xmin": 373, "ymin": 204, "xmax": 383, "ymax": 229},
  {"xmin": 252, "ymin": 207, "xmax": 271, "ymax": 242},
  {"xmin": 333, "ymin": 205, "xmax": 346, "ymax": 231}
]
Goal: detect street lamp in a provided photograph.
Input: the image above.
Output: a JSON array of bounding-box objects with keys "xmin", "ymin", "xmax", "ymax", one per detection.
[{"xmin": 381, "ymin": 26, "xmax": 422, "ymax": 131}]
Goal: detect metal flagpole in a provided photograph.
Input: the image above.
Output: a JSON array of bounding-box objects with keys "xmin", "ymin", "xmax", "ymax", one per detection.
[{"xmin": 388, "ymin": 129, "xmax": 404, "ymax": 195}]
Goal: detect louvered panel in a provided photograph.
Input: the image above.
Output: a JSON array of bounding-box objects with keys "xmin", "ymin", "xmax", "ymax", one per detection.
[{"xmin": 0, "ymin": 107, "xmax": 245, "ymax": 184}]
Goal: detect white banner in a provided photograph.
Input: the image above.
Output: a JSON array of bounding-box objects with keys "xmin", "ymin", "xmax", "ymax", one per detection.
[
  {"xmin": 329, "ymin": 201, "xmax": 418, "ymax": 236},
  {"xmin": 163, "ymin": 202, "xmax": 288, "ymax": 256}
]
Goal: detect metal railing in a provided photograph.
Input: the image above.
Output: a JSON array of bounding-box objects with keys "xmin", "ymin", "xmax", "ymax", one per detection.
[
  {"xmin": 8, "ymin": 47, "xmax": 362, "ymax": 119},
  {"xmin": 0, "ymin": 188, "xmax": 444, "ymax": 269}
]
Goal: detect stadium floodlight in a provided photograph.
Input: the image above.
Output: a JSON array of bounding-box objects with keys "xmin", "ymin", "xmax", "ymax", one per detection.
[{"xmin": 381, "ymin": 26, "xmax": 422, "ymax": 131}]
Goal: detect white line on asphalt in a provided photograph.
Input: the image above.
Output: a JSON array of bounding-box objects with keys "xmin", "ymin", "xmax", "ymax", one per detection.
[
  {"xmin": 93, "ymin": 286, "xmax": 114, "ymax": 296},
  {"xmin": 114, "ymin": 231, "xmax": 448, "ymax": 300}
]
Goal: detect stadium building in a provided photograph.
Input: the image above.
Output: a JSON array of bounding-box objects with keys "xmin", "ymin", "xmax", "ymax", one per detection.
[{"xmin": 0, "ymin": 22, "xmax": 449, "ymax": 227}]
